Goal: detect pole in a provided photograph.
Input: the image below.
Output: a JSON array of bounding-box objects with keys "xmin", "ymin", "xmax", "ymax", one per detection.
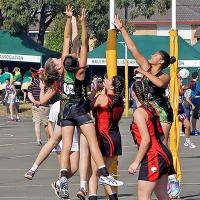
[
  {"xmin": 169, "ymin": 0, "xmax": 182, "ymax": 181},
  {"xmin": 106, "ymin": 2, "xmax": 118, "ymax": 198},
  {"xmin": 110, "ymin": 0, "xmax": 115, "ymax": 29},
  {"xmin": 106, "ymin": 0, "xmax": 117, "ymax": 78},
  {"xmin": 172, "ymin": 0, "xmax": 176, "ymax": 29},
  {"xmin": 125, "ymin": 44, "xmax": 129, "ymax": 117}
]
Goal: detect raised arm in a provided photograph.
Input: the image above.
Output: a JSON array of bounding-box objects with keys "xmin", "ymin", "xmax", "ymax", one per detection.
[
  {"xmin": 61, "ymin": 5, "xmax": 73, "ymax": 64},
  {"xmin": 76, "ymin": 8, "xmax": 88, "ymax": 80},
  {"xmin": 71, "ymin": 16, "xmax": 79, "ymax": 57},
  {"xmin": 114, "ymin": 15, "xmax": 150, "ymax": 71},
  {"xmin": 134, "ymin": 67, "xmax": 170, "ymax": 88}
]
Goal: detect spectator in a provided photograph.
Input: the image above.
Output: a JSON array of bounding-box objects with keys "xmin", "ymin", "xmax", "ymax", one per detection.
[
  {"xmin": 178, "ymin": 78, "xmax": 196, "ymax": 148},
  {"xmin": 28, "ymin": 69, "xmax": 50, "ymax": 146},
  {"xmin": 190, "ymin": 72, "xmax": 200, "ymax": 135},
  {"xmin": 1, "ymin": 67, "xmax": 13, "ymax": 99},
  {"xmin": 183, "ymin": 87, "xmax": 195, "ymax": 121},
  {"xmin": 3, "ymin": 78, "xmax": 20, "ymax": 121},
  {"xmin": 13, "ymin": 67, "xmax": 22, "ymax": 99},
  {"xmin": 13, "ymin": 67, "xmax": 22, "ymax": 84},
  {"xmin": 21, "ymin": 68, "xmax": 32, "ymax": 103},
  {"xmin": 0, "ymin": 68, "xmax": 2, "ymax": 101}
]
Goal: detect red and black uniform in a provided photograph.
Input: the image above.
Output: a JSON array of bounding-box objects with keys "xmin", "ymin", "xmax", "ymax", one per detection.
[
  {"xmin": 130, "ymin": 105, "xmax": 173, "ymax": 182},
  {"xmin": 93, "ymin": 95, "xmax": 124, "ymax": 157}
]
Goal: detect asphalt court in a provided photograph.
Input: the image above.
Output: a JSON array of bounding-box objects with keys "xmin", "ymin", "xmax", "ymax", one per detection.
[{"xmin": 0, "ymin": 117, "xmax": 200, "ymax": 199}]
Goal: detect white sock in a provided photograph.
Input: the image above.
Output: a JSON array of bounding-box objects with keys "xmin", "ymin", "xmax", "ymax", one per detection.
[
  {"xmin": 168, "ymin": 174, "xmax": 177, "ymax": 182},
  {"xmin": 186, "ymin": 138, "xmax": 190, "ymax": 143},
  {"xmin": 80, "ymin": 181, "xmax": 87, "ymax": 190},
  {"xmin": 98, "ymin": 165, "xmax": 106, "ymax": 169},
  {"xmin": 30, "ymin": 163, "xmax": 38, "ymax": 172}
]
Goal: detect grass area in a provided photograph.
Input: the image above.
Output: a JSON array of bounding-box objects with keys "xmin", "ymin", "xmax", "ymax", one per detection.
[{"xmin": 0, "ymin": 103, "xmax": 32, "ymax": 116}]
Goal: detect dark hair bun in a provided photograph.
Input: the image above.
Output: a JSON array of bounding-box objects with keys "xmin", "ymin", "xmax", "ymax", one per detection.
[{"xmin": 170, "ymin": 56, "xmax": 176, "ymax": 64}]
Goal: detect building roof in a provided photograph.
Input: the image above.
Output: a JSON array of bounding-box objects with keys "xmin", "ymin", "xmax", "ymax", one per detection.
[
  {"xmin": 119, "ymin": 0, "xmax": 200, "ymax": 25},
  {"xmin": 87, "ymin": 34, "xmax": 200, "ymax": 67}
]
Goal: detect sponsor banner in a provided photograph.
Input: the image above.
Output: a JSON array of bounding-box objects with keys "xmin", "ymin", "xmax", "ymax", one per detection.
[
  {"xmin": 87, "ymin": 58, "xmax": 139, "ymax": 66},
  {"xmin": 87, "ymin": 58, "xmax": 200, "ymax": 67},
  {"xmin": 0, "ymin": 53, "xmax": 41, "ymax": 63}
]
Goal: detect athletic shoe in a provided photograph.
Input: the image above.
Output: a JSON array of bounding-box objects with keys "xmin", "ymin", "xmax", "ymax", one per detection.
[
  {"xmin": 8, "ymin": 117, "xmax": 15, "ymax": 122},
  {"xmin": 191, "ymin": 130, "xmax": 199, "ymax": 136},
  {"xmin": 168, "ymin": 180, "xmax": 180, "ymax": 199},
  {"xmin": 184, "ymin": 141, "xmax": 196, "ymax": 149},
  {"xmin": 99, "ymin": 175, "xmax": 123, "ymax": 186},
  {"xmin": 16, "ymin": 117, "xmax": 21, "ymax": 122},
  {"xmin": 179, "ymin": 131, "xmax": 184, "ymax": 136},
  {"xmin": 59, "ymin": 177, "xmax": 70, "ymax": 199},
  {"xmin": 24, "ymin": 169, "xmax": 35, "ymax": 180},
  {"xmin": 51, "ymin": 181, "xmax": 60, "ymax": 198},
  {"xmin": 37, "ymin": 140, "xmax": 42, "ymax": 146},
  {"xmin": 77, "ymin": 187, "xmax": 88, "ymax": 200}
]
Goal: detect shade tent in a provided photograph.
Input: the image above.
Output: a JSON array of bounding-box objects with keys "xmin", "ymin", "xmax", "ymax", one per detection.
[
  {"xmin": 193, "ymin": 40, "xmax": 200, "ymax": 53},
  {"xmin": 88, "ymin": 35, "xmax": 200, "ymax": 67},
  {"xmin": 0, "ymin": 30, "xmax": 60, "ymax": 66}
]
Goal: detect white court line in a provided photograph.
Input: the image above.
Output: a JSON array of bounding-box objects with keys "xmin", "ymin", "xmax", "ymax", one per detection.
[
  {"xmin": 3, "ymin": 134, "xmax": 14, "ymax": 137},
  {"xmin": 7, "ymin": 155, "xmax": 32, "ymax": 159},
  {"xmin": 0, "ymin": 141, "xmax": 36, "ymax": 147},
  {"xmin": 0, "ymin": 168, "xmax": 199, "ymax": 173},
  {"xmin": 0, "ymin": 138, "xmax": 32, "ymax": 140},
  {"xmin": 0, "ymin": 198, "xmax": 63, "ymax": 199},
  {"xmin": 0, "ymin": 182, "xmax": 200, "ymax": 188}
]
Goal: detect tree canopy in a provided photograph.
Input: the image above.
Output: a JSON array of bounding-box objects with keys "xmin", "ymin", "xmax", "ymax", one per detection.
[
  {"xmin": 0, "ymin": 0, "xmax": 66, "ymax": 45},
  {"xmin": 0, "ymin": 0, "xmax": 171, "ymax": 48}
]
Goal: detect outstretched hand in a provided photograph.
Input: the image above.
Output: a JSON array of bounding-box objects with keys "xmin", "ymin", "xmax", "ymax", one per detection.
[
  {"xmin": 65, "ymin": 4, "xmax": 74, "ymax": 18},
  {"xmin": 80, "ymin": 8, "xmax": 88, "ymax": 24},
  {"xmin": 114, "ymin": 14, "xmax": 123, "ymax": 30}
]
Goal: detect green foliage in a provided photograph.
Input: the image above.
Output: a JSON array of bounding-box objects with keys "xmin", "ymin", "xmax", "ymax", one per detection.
[
  {"xmin": 0, "ymin": 0, "xmax": 37, "ymax": 34},
  {"xmin": 45, "ymin": 14, "xmax": 65, "ymax": 52},
  {"xmin": 45, "ymin": 0, "xmax": 109, "ymax": 51},
  {"xmin": 116, "ymin": 0, "xmax": 171, "ymax": 19},
  {"xmin": 0, "ymin": 0, "xmax": 66, "ymax": 42},
  {"xmin": 0, "ymin": 0, "xmax": 171, "ymax": 48},
  {"xmin": 66, "ymin": 0, "xmax": 109, "ymax": 44}
]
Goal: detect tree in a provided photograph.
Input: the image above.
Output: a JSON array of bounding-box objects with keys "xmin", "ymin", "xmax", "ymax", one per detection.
[
  {"xmin": 45, "ymin": 13, "xmax": 65, "ymax": 52},
  {"xmin": 45, "ymin": 0, "xmax": 110, "ymax": 51},
  {"xmin": 116, "ymin": 0, "xmax": 171, "ymax": 21},
  {"xmin": 0, "ymin": 0, "xmax": 66, "ymax": 45},
  {"xmin": 45, "ymin": 0, "xmax": 171, "ymax": 51}
]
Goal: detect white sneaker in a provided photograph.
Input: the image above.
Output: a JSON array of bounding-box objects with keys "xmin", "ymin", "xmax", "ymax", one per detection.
[
  {"xmin": 188, "ymin": 142, "xmax": 196, "ymax": 149},
  {"xmin": 184, "ymin": 141, "xmax": 189, "ymax": 147},
  {"xmin": 59, "ymin": 177, "xmax": 69, "ymax": 199},
  {"xmin": 99, "ymin": 175, "xmax": 123, "ymax": 186},
  {"xmin": 184, "ymin": 141, "xmax": 196, "ymax": 149}
]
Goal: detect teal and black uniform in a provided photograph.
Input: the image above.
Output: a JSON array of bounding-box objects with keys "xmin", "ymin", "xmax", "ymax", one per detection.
[
  {"xmin": 147, "ymin": 71, "xmax": 173, "ymax": 124},
  {"xmin": 59, "ymin": 70, "xmax": 92, "ymax": 127}
]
